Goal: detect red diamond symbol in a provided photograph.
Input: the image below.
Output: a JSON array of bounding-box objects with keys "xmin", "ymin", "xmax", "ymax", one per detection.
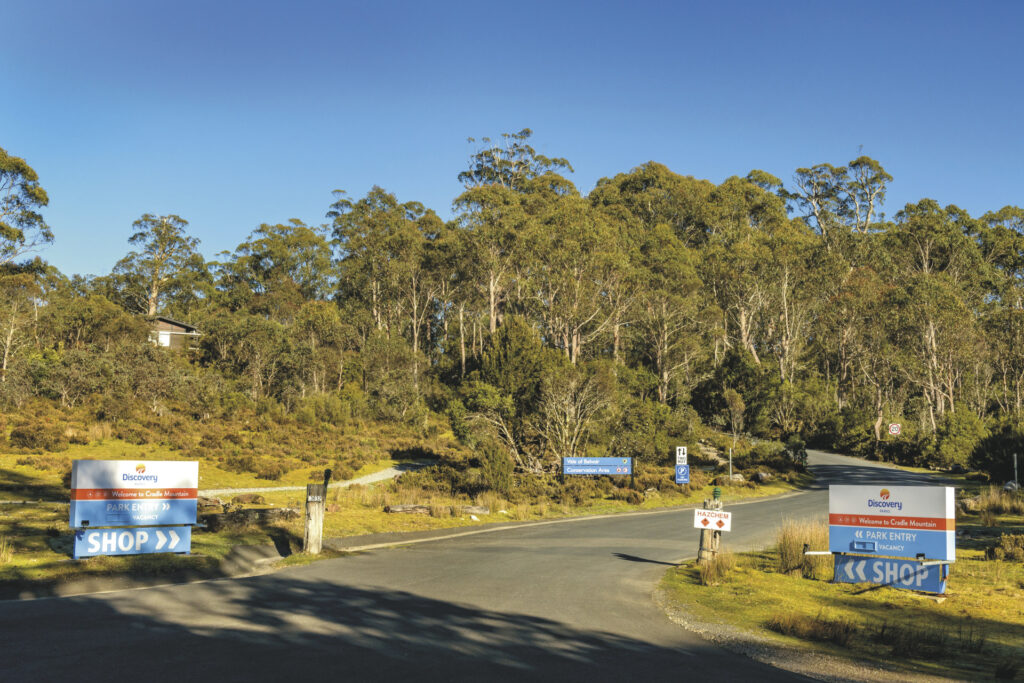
[
  {"xmin": 701, "ymin": 518, "xmax": 710, "ymax": 527},
  {"xmin": 716, "ymin": 520, "xmax": 725, "ymax": 529}
]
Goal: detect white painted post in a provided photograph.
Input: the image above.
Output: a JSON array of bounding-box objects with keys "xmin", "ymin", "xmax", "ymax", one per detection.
[{"xmin": 304, "ymin": 484, "xmax": 326, "ymax": 554}]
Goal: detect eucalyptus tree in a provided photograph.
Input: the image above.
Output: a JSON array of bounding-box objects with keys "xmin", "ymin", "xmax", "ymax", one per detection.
[
  {"xmin": 110, "ymin": 213, "xmax": 208, "ymax": 316},
  {"xmin": 0, "ymin": 268, "xmax": 38, "ymax": 383},
  {"xmin": 0, "ymin": 146, "xmax": 51, "ymax": 267},
  {"xmin": 783, "ymin": 156, "xmax": 891, "ymax": 251},
  {"xmin": 217, "ymin": 219, "xmax": 334, "ymax": 321},
  {"xmin": 454, "ymin": 129, "xmax": 575, "ymax": 334},
  {"xmin": 882, "ymin": 201, "xmax": 988, "ymax": 430},
  {"xmin": 329, "ymin": 187, "xmax": 442, "ymax": 385},
  {"xmin": 699, "ymin": 176, "xmax": 789, "ymax": 364}
]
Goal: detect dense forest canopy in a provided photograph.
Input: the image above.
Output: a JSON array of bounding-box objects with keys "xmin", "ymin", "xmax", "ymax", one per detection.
[{"xmin": 1, "ymin": 130, "xmax": 1022, "ymax": 482}]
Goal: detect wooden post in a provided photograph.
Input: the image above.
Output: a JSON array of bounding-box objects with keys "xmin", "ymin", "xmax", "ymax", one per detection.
[
  {"xmin": 697, "ymin": 498, "xmax": 724, "ymax": 563},
  {"xmin": 304, "ymin": 483, "xmax": 326, "ymax": 554}
]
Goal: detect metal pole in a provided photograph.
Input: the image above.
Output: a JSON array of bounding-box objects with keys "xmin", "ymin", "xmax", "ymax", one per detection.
[
  {"xmin": 1015, "ymin": 453, "xmax": 1019, "ymax": 487},
  {"xmin": 729, "ymin": 448, "xmax": 733, "ymax": 481}
]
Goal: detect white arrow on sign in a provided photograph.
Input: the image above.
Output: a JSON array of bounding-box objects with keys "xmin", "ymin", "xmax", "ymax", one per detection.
[
  {"xmin": 855, "ymin": 529, "xmax": 864, "ymax": 539},
  {"xmin": 155, "ymin": 529, "xmax": 180, "ymax": 551},
  {"xmin": 843, "ymin": 560, "xmax": 868, "ymax": 581}
]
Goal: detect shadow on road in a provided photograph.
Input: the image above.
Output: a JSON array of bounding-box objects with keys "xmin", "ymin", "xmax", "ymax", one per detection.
[
  {"xmin": 612, "ymin": 552, "xmax": 678, "ymax": 567},
  {"xmin": 0, "ymin": 571, "xmax": 802, "ymax": 682}
]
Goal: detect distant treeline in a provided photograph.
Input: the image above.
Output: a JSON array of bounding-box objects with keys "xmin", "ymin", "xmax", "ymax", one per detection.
[{"xmin": 1, "ymin": 131, "xmax": 1022, "ymax": 480}]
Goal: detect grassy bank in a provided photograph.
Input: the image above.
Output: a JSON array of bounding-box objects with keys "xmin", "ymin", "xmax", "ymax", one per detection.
[{"xmin": 660, "ymin": 490, "xmax": 1024, "ymax": 681}]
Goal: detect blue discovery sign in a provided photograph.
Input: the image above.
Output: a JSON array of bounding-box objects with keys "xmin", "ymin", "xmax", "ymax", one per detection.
[
  {"xmin": 833, "ymin": 555, "xmax": 948, "ymax": 594},
  {"xmin": 70, "ymin": 498, "xmax": 197, "ymax": 528},
  {"xmin": 675, "ymin": 465, "xmax": 690, "ymax": 484},
  {"xmin": 73, "ymin": 526, "xmax": 192, "ymax": 559},
  {"xmin": 563, "ymin": 457, "xmax": 632, "ymax": 475}
]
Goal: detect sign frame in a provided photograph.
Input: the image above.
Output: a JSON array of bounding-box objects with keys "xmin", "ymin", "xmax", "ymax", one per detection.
[
  {"xmin": 694, "ymin": 508, "xmax": 732, "ymax": 532},
  {"xmin": 833, "ymin": 554, "xmax": 948, "ymax": 594},
  {"xmin": 675, "ymin": 464, "xmax": 690, "ymax": 485},
  {"xmin": 828, "ymin": 485, "xmax": 955, "ymax": 561},
  {"xmin": 562, "ymin": 457, "xmax": 633, "ymax": 476},
  {"xmin": 70, "ymin": 460, "xmax": 198, "ymax": 528},
  {"xmin": 675, "ymin": 447, "xmax": 688, "ymax": 466},
  {"xmin": 73, "ymin": 526, "xmax": 192, "ymax": 559}
]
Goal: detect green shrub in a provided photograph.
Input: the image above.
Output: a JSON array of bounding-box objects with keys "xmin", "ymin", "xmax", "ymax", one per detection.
[
  {"xmin": 255, "ymin": 461, "xmax": 286, "ymax": 481},
  {"xmin": 8, "ymin": 422, "xmax": 69, "ymax": 451},
  {"xmin": 479, "ymin": 441, "xmax": 512, "ymax": 495},
  {"xmin": 986, "ymin": 534, "xmax": 1024, "ymax": 561},
  {"xmin": 930, "ymin": 405, "xmax": 987, "ymax": 470}
]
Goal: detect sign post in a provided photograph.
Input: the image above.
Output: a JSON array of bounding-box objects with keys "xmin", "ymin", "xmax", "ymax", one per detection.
[
  {"xmin": 304, "ymin": 483, "xmax": 326, "ymax": 554},
  {"xmin": 695, "ymin": 502, "xmax": 731, "ymax": 562}
]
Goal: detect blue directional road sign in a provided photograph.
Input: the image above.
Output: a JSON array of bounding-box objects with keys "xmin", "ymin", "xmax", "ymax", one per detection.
[
  {"xmin": 675, "ymin": 465, "xmax": 690, "ymax": 484},
  {"xmin": 73, "ymin": 526, "xmax": 192, "ymax": 559},
  {"xmin": 563, "ymin": 457, "xmax": 632, "ymax": 475},
  {"xmin": 833, "ymin": 555, "xmax": 948, "ymax": 594},
  {"xmin": 70, "ymin": 498, "xmax": 197, "ymax": 528}
]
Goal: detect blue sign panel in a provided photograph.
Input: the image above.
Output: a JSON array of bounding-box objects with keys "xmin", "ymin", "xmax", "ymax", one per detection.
[
  {"xmin": 833, "ymin": 554, "xmax": 948, "ymax": 594},
  {"xmin": 675, "ymin": 465, "xmax": 690, "ymax": 484},
  {"xmin": 73, "ymin": 526, "xmax": 192, "ymax": 559},
  {"xmin": 70, "ymin": 498, "xmax": 197, "ymax": 528},
  {"xmin": 829, "ymin": 526, "xmax": 952, "ymax": 562},
  {"xmin": 563, "ymin": 457, "xmax": 632, "ymax": 475}
]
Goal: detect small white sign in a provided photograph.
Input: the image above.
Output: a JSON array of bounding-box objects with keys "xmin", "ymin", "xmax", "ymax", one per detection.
[
  {"xmin": 676, "ymin": 446, "xmax": 687, "ymax": 466},
  {"xmin": 694, "ymin": 508, "xmax": 731, "ymax": 532},
  {"xmin": 888, "ymin": 423, "xmax": 901, "ymax": 436}
]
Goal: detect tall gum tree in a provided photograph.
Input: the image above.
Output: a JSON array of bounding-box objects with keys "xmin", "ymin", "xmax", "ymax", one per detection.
[
  {"xmin": 112, "ymin": 213, "xmax": 204, "ymax": 317},
  {"xmin": 0, "ymin": 147, "xmax": 52, "ymax": 267}
]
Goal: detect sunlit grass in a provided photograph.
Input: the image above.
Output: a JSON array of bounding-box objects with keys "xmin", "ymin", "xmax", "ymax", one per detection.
[{"xmin": 661, "ymin": 507, "xmax": 1024, "ymax": 681}]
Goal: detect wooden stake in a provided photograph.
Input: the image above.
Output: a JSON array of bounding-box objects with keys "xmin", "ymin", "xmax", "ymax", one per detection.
[{"xmin": 304, "ymin": 483, "xmax": 326, "ymax": 554}]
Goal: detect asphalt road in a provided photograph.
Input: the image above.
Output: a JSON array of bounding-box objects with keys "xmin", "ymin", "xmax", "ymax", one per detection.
[{"xmin": 0, "ymin": 451, "xmax": 943, "ymax": 682}]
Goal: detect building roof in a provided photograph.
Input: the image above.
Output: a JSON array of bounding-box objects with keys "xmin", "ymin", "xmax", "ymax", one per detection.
[{"xmin": 148, "ymin": 316, "xmax": 201, "ymax": 334}]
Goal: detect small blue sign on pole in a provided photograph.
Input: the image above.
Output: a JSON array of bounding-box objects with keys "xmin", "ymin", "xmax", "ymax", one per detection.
[
  {"xmin": 73, "ymin": 526, "xmax": 192, "ymax": 559},
  {"xmin": 833, "ymin": 554, "xmax": 948, "ymax": 594},
  {"xmin": 675, "ymin": 465, "xmax": 690, "ymax": 485},
  {"xmin": 562, "ymin": 457, "xmax": 633, "ymax": 475}
]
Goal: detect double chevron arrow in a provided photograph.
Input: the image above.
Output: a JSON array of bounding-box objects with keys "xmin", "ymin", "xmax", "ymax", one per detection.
[
  {"xmin": 155, "ymin": 529, "xmax": 181, "ymax": 551},
  {"xmin": 843, "ymin": 558, "xmax": 868, "ymax": 581}
]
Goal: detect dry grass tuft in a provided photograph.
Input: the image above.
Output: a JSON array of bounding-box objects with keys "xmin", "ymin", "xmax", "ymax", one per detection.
[
  {"xmin": 698, "ymin": 551, "xmax": 736, "ymax": 586},
  {"xmin": 0, "ymin": 536, "xmax": 12, "ymax": 564},
  {"xmin": 776, "ymin": 518, "xmax": 833, "ymax": 579},
  {"xmin": 979, "ymin": 487, "xmax": 1024, "ymax": 515},
  {"xmin": 767, "ymin": 611, "xmax": 857, "ymax": 646}
]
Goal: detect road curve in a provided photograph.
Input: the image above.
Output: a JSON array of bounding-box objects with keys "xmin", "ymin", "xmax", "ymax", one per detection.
[
  {"xmin": 0, "ymin": 451, "xmax": 943, "ymax": 682},
  {"xmin": 198, "ymin": 461, "xmax": 429, "ymax": 497}
]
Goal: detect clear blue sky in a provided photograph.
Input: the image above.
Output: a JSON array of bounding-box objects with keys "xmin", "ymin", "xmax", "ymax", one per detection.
[{"xmin": 3, "ymin": 0, "xmax": 1021, "ymax": 277}]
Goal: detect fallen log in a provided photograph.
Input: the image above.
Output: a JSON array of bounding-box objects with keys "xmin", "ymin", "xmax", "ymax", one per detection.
[
  {"xmin": 460, "ymin": 505, "xmax": 490, "ymax": 515},
  {"xmin": 384, "ymin": 504, "xmax": 432, "ymax": 514}
]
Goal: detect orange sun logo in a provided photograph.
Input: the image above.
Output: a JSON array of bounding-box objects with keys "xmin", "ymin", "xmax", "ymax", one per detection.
[
  {"xmin": 879, "ymin": 489, "xmax": 890, "ymax": 500},
  {"xmin": 136, "ymin": 464, "xmax": 146, "ymax": 474}
]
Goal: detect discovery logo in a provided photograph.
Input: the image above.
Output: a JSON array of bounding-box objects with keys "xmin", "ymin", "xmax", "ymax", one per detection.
[
  {"xmin": 868, "ymin": 488, "xmax": 902, "ymax": 511},
  {"xmin": 123, "ymin": 464, "xmax": 158, "ymax": 484}
]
